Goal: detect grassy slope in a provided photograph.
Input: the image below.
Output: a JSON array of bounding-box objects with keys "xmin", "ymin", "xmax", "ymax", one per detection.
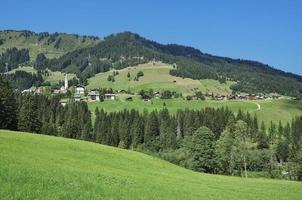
[
  {"xmin": 87, "ymin": 62, "xmax": 234, "ymax": 96},
  {"xmin": 6, "ymin": 66, "xmax": 75, "ymax": 85},
  {"xmin": 0, "ymin": 31, "xmax": 99, "ymax": 60},
  {"xmin": 1, "ymin": 130, "xmax": 301, "ymax": 200},
  {"xmin": 43, "ymin": 71, "xmax": 76, "ymax": 85}
]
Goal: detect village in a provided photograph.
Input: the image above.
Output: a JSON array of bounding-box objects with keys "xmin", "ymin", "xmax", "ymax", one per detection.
[
  {"xmin": 21, "ymin": 73, "xmax": 284, "ymax": 104},
  {"xmin": 25, "ymin": 74, "xmax": 281, "ymax": 105}
]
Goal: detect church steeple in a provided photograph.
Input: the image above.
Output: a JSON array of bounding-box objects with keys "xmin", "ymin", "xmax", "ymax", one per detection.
[{"xmin": 64, "ymin": 74, "xmax": 68, "ymax": 90}]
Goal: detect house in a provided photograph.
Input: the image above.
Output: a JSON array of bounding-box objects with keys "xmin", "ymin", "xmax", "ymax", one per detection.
[
  {"xmin": 88, "ymin": 91, "xmax": 100, "ymax": 101},
  {"xmin": 126, "ymin": 96, "xmax": 133, "ymax": 101},
  {"xmin": 60, "ymin": 99, "xmax": 68, "ymax": 106},
  {"xmin": 228, "ymin": 95, "xmax": 237, "ymax": 100},
  {"xmin": 74, "ymin": 94, "xmax": 81, "ymax": 102},
  {"xmin": 153, "ymin": 91, "xmax": 161, "ymax": 98},
  {"xmin": 104, "ymin": 94, "xmax": 116, "ymax": 100},
  {"xmin": 75, "ymin": 85, "xmax": 85, "ymax": 94},
  {"xmin": 247, "ymin": 94, "xmax": 257, "ymax": 100},
  {"xmin": 118, "ymin": 89, "xmax": 127, "ymax": 94},
  {"xmin": 215, "ymin": 95, "xmax": 225, "ymax": 101},
  {"xmin": 141, "ymin": 94, "xmax": 151, "ymax": 101},
  {"xmin": 272, "ymin": 95, "xmax": 280, "ymax": 99}
]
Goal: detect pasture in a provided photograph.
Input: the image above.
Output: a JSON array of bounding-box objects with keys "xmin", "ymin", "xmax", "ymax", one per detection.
[{"xmin": 1, "ymin": 130, "xmax": 301, "ymax": 200}]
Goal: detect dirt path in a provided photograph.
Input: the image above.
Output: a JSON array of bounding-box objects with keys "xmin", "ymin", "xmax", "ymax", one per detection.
[{"xmin": 254, "ymin": 102, "xmax": 261, "ymax": 111}]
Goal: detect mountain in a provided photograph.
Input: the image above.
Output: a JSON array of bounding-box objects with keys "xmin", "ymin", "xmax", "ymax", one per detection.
[
  {"xmin": 1, "ymin": 30, "xmax": 302, "ymax": 96},
  {"xmin": 1, "ymin": 130, "xmax": 301, "ymax": 200},
  {"xmin": 0, "ymin": 30, "xmax": 100, "ymax": 60}
]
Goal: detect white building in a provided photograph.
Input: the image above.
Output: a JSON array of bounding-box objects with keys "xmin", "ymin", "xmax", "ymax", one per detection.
[
  {"xmin": 104, "ymin": 94, "xmax": 116, "ymax": 100},
  {"xmin": 88, "ymin": 91, "xmax": 100, "ymax": 101},
  {"xmin": 75, "ymin": 85, "xmax": 85, "ymax": 94}
]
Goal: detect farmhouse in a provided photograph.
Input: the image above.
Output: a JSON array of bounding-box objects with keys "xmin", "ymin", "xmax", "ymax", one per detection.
[
  {"xmin": 74, "ymin": 94, "xmax": 81, "ymax": 102},
  {"xmin": 126, "ymin": 96, "xmax": 133, "ymax": 101},
  {"xmin": 247, "ymin": 94, "xmax": 257, "ymax": 100},
  {"xmin": 141, "ymin": 94, "xmax": 151, "ymax": 101},
  {"xmin": 88, "ymin": 91, "xmax": 100, "ymax": 101},
  {"xmin": 117, "ymin": 89, "xmax": 127, "ymax": 94},
  {"xmin": 104, "ymin": 94, "xmax": 116, "ymax": 100},
  {"xmin": 75, "ymin": 85, "xmax": 85, "ymax": 94}
]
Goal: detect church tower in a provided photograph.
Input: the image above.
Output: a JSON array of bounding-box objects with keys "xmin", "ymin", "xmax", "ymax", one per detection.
[{"xmin": 64, "ymin": 74, "xmax": 68, "ymax": 90}]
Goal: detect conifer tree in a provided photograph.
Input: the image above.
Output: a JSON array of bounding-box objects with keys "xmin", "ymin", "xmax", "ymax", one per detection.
[
  {"xmin": 0, "ymin": 76, "xmax": 17, "ymax": 130},
  {"xmin": 144, "ymin": 111, "xmax": 160, "ymax": 150}
]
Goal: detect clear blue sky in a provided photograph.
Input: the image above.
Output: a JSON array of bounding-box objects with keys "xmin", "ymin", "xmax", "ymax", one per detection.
[{"xmin": 1, "ymin": 0, "xmax": 301, "ymax": 74}]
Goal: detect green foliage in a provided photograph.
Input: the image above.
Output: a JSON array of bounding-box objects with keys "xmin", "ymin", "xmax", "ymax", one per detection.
[
  {"xmin": 107, "ymin": 75, "xmax": 115, "ymax": 82},
  {"xmin": 18, "ymin": 94, "xmax": 42, "ymax": 133},
  {"xmin": 190, "ymin": 127, "xmax": 219, "ymax": 173},
  {"xmin": 0, "ymin": 47, "xmax": 29, "ymax": 72},
  {"xmin": 0, "ymin": 76, "xmax": 17, "ymax": 130},
  {"xmin": 34, "ymin": 53, "xmax": 48, "ymax": 70}
]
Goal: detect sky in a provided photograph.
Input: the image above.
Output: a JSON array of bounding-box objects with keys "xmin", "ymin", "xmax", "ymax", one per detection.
[{"xmin": 1, "ymin": 0, "xmax": 301, "ymax": 74}]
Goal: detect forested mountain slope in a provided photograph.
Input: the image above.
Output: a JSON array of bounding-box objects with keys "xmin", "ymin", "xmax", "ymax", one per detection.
[
  {"xmin": 0, "ymin": 30, "xmax": 100, "ymax": 60},
  {"xmin": 46, "ymin": 32, "xmax": 302, "ymax": 96},
  {"xmin": 1, "ymin": 30, "xmax": 302, "ymax": 96}
]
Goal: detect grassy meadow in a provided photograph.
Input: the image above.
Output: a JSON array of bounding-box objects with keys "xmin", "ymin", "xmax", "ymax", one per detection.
[
  {"xmin": 87, "ymin": 62, "xmax": 234, "ymax": 96},
  {"xmin": 88, "ymin": 98, "xmax": 302, "ymax": 125},
  {"xmin": 1, "ymin": 130, "xmax": 301, "ymax": 200},
  {"xmin": 0, "ymin": 31, "xmax": 98, "ymax": 60}
]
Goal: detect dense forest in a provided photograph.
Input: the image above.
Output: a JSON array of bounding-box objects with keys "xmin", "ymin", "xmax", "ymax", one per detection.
[
  {"xmin": 1, "ymin": 76, "xmax": 302, "ymax": 180},
  {"xmin": 0, "ymin": 47, "xmax": 30, "ymax": 72}
]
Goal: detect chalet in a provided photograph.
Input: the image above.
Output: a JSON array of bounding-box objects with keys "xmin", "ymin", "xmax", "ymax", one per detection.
[
  {"xmin": 104, "ymin": 94, "xmax": 116, "ymax": 100},
  {"xmin": 22, "ymin": 89, "xmax": 32, "ymax": 93},
  {"xmin": 247, "ymin": 94, "xmax": 257, "ymax": 100},
  {"xmin": 74, "ymin": 94, "xmax": 81, "ymax": 102},
  {"xmin": 88, "ymin": 91, "xmax": 100, "ymax": 101},
  {"xmin": 153, "ymin": 91, "xmax": 161, "ymax": 98},
  {"xmin": 272, "ymin": 95, "xmax": 280, "ymax": 99},
  {"xmin": 60, "ymin": 99, "xmax": 68, "ymax": 106},
  {"xmin": 228, "ymin": 95, "xmax": 237, "ymax": 100},
  {"xmin": 215, "ymin": 95, "xmax": 226, "ymax": 101},
  {"xmin": 75, "ymin": 85, "xmax": 85, "ymax": 94},
  {"xmin": 118, "ymin": 89, "xmax": 127, "ymax": 94},
  {"xmin": 126, "ymin": 97, "xmax": 133, "ymax": 101},
  {"xmin": 141, "ymin": 94, "xmax": 151, "ymax": 101}
]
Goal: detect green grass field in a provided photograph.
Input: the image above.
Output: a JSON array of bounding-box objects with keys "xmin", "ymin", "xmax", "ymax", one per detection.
[
  {"xmin": 1, "ymin": 130, "xmax": 301, "ymax": 200},
  {"xmin": 43, "ymin": 71, "xmax": 76, "ymax": 85},
  {"xmin": 87, "ymin": 62, "xmax": 234, "ymax": 96},
  {"xmin": 6, "ymin": 66, "xmax": 37, "ymax": 74},
  {"xmin": 0, "ymin": 31, "xmax": 98, "ymax": 60},
  {"xmin": 6, "ymin": 66, "xmax": 75, "ymax": 85},
  {"xmin": 88, "ymin": 98, "xmax": 302, "ymax": 125}
]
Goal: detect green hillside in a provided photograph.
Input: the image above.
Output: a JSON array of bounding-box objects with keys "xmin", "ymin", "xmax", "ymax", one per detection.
[
  {"xmin": 0, "ymin": 30, "xmax": 99, "ymax": 60},
  {"xmin": 87, "ymin": 62, "xmax": 234, "ymax": 95},
  {"xmin": 45, "ymin": 31, "xmax": 302, "ymax": 96},
  {"xmin": 6, "ymin": 66, "xmax": 76, "ymax": 85},
  {"xmin": 1, "ymin": 130, "xmax": 301, "ymax": 200}
]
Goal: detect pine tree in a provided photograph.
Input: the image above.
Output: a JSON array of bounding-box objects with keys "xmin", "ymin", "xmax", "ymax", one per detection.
[
  {"xmin": 18, "ymin": 94, "xmax": 41, "ymax": 133},
  {"xmin": 131, "ymin": 116, "xmax": 144, "ymax": 148},
  {"xmin": 144, "ymin": 111, "xmax": 159, "ymax": 150},
  {"xmin": 0, "ymin": 77, "xmax": 17, "ymax": 130}
]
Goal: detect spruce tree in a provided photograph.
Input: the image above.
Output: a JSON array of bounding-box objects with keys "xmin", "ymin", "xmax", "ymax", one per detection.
[{"xmin": 0, "ymin": 77, "xmax": 17, "ymax": 130}]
